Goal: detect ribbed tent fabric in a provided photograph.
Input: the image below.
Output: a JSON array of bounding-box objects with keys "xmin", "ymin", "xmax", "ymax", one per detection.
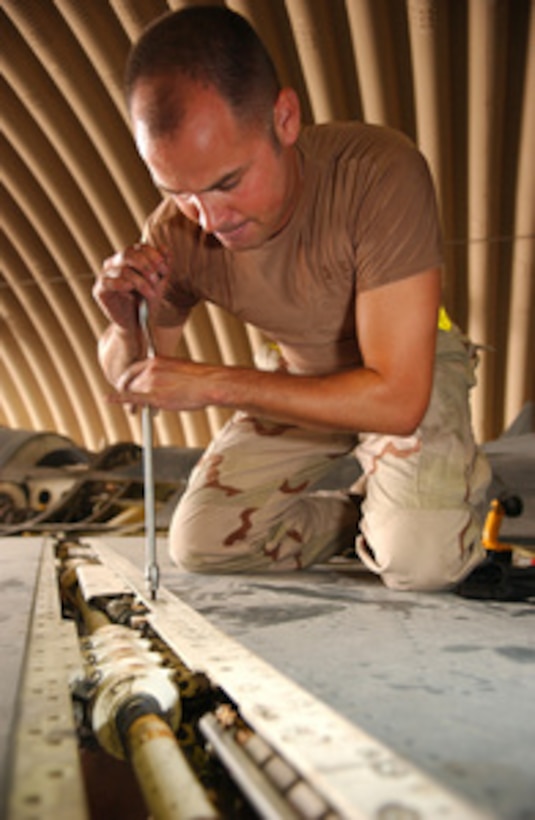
[{"xmin": 2, "ymin": 0, "xmax": 533, "ymax": 450}]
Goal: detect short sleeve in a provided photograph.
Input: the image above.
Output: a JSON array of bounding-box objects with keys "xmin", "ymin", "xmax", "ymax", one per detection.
[{"xmin": 352, "ymin": 141, "xmax": 443, "ymax": 292}]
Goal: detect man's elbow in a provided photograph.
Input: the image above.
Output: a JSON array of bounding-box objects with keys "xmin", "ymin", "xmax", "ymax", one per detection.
[
  {"xmin": 393, "ymin": 390, "xmax": 431, "ymax": 436},
  {"xmin": 394, "ymin": 411, "xmax": 424, "ymax": 437},
  {"xmin": 374, "ymin": 373, "xmax": 432, "ymax": 436}
]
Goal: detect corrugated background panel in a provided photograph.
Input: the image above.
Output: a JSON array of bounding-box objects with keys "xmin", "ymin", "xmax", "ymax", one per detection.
[{"xmin": 2, "ymin": 0, "xmax": 533, "ymax": 449}]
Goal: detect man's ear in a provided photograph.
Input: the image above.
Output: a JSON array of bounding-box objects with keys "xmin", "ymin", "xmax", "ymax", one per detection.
[{"xmin": 272, "ymin": 87, "xmax": 301, "ymax": 147}]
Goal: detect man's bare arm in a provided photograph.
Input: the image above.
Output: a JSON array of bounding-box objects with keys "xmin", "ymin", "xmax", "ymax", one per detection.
[{"xmin": 113, "ymin": 269, "xmax": 441, "ymax": 436}]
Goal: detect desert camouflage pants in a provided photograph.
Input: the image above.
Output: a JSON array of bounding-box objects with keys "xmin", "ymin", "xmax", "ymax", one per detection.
[{"xmin": 169, "ymin": 327, "xmax": 491, "ymax": 590}]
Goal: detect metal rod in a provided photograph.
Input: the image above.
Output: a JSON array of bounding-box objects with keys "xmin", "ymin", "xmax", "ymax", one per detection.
[
  {"xmin": 199, "ymin": 713, "xmax": 300, "ymax": 820},
  {"xmin": 138, "ymin": 299, "xmax": 159, "ymax": 600},
  {"xmin": 127, "ymin": 712, "xmax": 217, "ymax": 820}
]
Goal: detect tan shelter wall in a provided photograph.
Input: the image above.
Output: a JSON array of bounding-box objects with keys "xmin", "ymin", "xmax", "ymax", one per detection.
[{"xmin": 2, "ymin": 0, "xmax": 533, "ymax": 449}]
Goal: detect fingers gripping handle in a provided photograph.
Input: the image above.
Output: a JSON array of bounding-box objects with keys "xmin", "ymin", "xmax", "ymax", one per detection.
[{"xmin": 138, "ymin": 297, "xmax": 156, "ymax": 359}]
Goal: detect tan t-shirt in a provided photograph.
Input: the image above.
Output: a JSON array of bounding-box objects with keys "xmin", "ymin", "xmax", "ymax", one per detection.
[{"xmin": 144, "ymin": 122, "xmax": 443, "ymax": 375}]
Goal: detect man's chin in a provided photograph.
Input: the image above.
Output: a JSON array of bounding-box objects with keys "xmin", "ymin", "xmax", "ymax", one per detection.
[{"xmin": 214, "ymin": 222, "xmax": 263, "ymax": 250}]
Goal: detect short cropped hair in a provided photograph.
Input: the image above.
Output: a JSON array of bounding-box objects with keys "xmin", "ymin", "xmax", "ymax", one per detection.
[{"xmin": 125, "ymin": 5, "xmax": 281, "ymax": 136}]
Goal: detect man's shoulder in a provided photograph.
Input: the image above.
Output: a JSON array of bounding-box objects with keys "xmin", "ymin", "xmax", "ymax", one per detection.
[
  {"xmin": 298, "ymin": 121, "xmax": 433, "ymax": 202},
  {"xmin": 298, "ymin": 121, "xmax": 416, "ymax": 163}
]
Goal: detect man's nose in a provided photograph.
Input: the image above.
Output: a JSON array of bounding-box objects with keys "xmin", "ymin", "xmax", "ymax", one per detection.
[{"xmin": 191, "ymin": 194, "xmax": 222, "ymax": 233}]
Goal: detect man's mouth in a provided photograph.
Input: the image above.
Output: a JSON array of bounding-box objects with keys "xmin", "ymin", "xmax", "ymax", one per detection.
[{"xmin": 214, "ymin": 221, "xmax": 250, "ymax": 243}]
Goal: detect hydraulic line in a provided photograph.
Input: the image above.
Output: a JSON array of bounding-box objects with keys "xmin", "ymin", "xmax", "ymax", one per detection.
[
  {"xmin": 121, "ymin": 705, "xmax": 217, "ymax": 820},
  {"xmin": 63, "ymin": 548, "xmax": 216, "ymax": 818},
  {"xmin": 75, "ymin": 585, "xmax": 110, "ymax": 633}
]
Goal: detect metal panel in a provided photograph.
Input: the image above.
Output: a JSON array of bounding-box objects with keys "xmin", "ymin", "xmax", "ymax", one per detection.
[
  {"xmin": 90, "ymin": 538, "xmax": 490, "ymax": 820},
  {"xmin": 6, "ymin": 539, "xmax": 89, "ymax": 820}
]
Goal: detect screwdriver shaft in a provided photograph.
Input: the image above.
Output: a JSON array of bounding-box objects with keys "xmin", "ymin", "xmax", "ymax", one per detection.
[{"xmin": 138, "ymin": 299, "xmax": 159, "ymax": 600}]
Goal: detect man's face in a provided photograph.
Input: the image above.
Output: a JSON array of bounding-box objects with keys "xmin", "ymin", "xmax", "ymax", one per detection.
[{"xmin": 132, "ymin": 82, "xmax": 301, "ymax": 251}]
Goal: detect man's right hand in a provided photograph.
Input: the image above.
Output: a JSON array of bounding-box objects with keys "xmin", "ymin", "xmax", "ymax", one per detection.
[{"xmin": 93, "ymin": 242, "xmax": 170, "ymax": 331}]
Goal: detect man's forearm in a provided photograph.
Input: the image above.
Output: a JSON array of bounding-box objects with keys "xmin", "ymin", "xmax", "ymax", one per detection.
[
  {"xmin": 110, "ymin": 348, "xmax": 433, "ymax": 435},
  {"xmin": 98, "ymin": 323, "xmax": 143, "ymax": 389},
  {"xmin": 201, "ymin": 362, "xmax": 433, "ymax": 436}
]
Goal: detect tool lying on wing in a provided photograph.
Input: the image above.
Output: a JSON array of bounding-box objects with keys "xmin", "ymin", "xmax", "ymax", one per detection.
[
  {"xmin": 457, "ymin": 493, "xmax": 535, "ymax": 601},
  {"xmin": 138, "ymin": 298, "xmax": 159, "ymax": 600},
  {"xmin": 482, "ymin": 495, "xmax": 524, "ymax": 555}
]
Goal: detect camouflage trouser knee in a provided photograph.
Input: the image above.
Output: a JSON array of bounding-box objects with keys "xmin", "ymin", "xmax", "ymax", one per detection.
[
  {"xmin": 355, "ymin": 327, "xmax": 491, "ymax": 590},
  {"xmin": 169, "ymin": 415, "xmax": 359, "ymax": 572},
  {"xmin": 169, "ymin": 326, "xmax": 491, "ymax": 589}
]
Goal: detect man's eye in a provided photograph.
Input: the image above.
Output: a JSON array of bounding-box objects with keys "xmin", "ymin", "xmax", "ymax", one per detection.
[{"xmin": 218, "ymin": 178, "xmax": 239, "ymax": 193}]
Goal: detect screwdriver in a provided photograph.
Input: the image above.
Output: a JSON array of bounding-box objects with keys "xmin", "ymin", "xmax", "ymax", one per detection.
[{"xmin": 138, "ymin": 298, "xmax": 159, "ymax": 600}]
